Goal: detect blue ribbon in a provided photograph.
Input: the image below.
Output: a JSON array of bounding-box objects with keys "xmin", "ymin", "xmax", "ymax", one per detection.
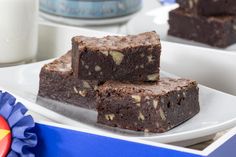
[{"xmin": 0, "ymin": 92, "xmax": 37, "ymax": 157}]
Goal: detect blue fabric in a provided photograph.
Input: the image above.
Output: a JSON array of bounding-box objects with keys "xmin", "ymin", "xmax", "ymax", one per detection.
[
  {"xmin": 32, "ymin": 123, "xmax": 203, "ymax": 157},
  {"xmin": 0, "ymin": 91, "xmax": 37, "ymax": 157}
]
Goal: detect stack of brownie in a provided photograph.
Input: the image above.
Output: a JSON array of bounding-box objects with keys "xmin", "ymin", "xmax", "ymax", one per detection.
[
  {"xmin": 38, "ymin": 31, "xmax": 200, "ymax": 133},
  {"xmin": 168, "ymin": 0, "xmax": 236, "ymax": 48}
]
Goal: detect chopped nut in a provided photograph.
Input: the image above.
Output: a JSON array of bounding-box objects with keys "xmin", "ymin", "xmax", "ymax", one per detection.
[
  {"xmin": 82, "ymin": 81, "xmax": 91, "ymax": 88},
  {"xmin": 140, "ymin": 53, "xmax": 145, "ymax": 58},
  {"xmin": 88, "ymin": 72, "xmax": 91, "ymax": 75},
  {"xmin": 183, "ymin": 92, "xmax": 186, "ymax": 97},
  {"xmin": 73, "ymin": 86, "xmax": 79, "ymax": 94},
  {"xmin": 85, "ymin": 65, "xmax": 89, "ymax": 69},
  {"xmin": 167, "ymin": 126, "xmax": 171, "ymax": 130},
  {"xmin": 145, "ymin": 96, "xmax": 150, "ymax": 100},
  {"xmin": 100, "ymin": 71, "xmax": 103, "ymax": 75},
  {"xmin": 189, "ymin": 0, "xmax": 193, "ymax": 8},
  {"xmin": 81, "ymin": 60, "xmax": 85, "ymax": 65},
  {"xmin": 110, "ymin": 51, "xmax": 124, "ymax": 65},
  {"xmin": 153, "ymin": 100, "xmax": 159, "ymax": 109},
  {"xmin": 176, "ymin": 87, "xmax": 182, "ymax": 91},
  {"xmin": 94, "ymin": 85, "xmax": 98, "ymax": 90},
  {"xmin": 131, "ymin": 95, "xmax": 141, "ymax": 103},
  {"xmin": 233, "ymin": 25, "xmax": 236, "ymax": 31},
  {"xmin": 105, "ymin": 114, "xmax": 115, "ymax": 121},
  {"xmin": 159, "ymin": 108, "xmax": 166, "ymax": 121},
  {"xmin": 125, "ymin": 126, "xmax": 130, "ymax": 129},
  {"xmin": 95, "ymin": 65, "xmax": 102, "ymax": 71},
  {"xmin": 188, "ymin": 0, "xmax": 198, "ymax": 8},
  {"xmin": 147, "ymin": 73, "xmax": 159, "ymax": 81},
  {"xmin": 147, "ymin": 55, "xmax": 154, "ymax": 63},
  {"xmin": 79, "ymin": 90, "xmax": 87, "ymax": 97},
  {"xmin": 136, "ymin": 103, "xmax": 141, "ymax": 107},
  {"xmin": 140, "ymin": 64, "xmax": 144, "ymax": 68},
  {"xmin": 160, "ymin": 98, "xmax": 164, "ymax": 103},
  {"xmin": 135, "ymin": 65, "xmax": 139, "ymax": 69},
  {"xmin": 138, "ymin": 112, "xmax": 145, "ymax": 121},
  {"xmin": 101, "ymin": 51, "xmax": 109, "ymax": 56}
]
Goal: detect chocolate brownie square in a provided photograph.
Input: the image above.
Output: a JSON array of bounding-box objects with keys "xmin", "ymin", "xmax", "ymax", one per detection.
[
  {"xmin": 97, "ymin": 78, "xmax": 200, "ymax": 133},
  {"xmin": 38, "ymin": 51, "xmax": 100, "ymax": 110},
  {"xmin": 72, "ymin": 32, "xmax": 161, "ymax": 82},
  {"xmin": 177, "ymin": 0, "xmax": 236, "ymax": 16},
  {"xmin": 168, "ymin": 8, "xmax": 236, "ymax": 48}
]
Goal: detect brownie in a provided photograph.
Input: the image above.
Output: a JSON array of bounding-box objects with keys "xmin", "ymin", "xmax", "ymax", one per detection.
[
  {"xmin": 168, "ymin": 8, "xmax": 236, "ymax": 48},
  {"xmin": 177, "ymin": 0, "xmax": 236, "ymax": 16},
  {"xmin": 38, "ymin": 51, "xmax": 100, "ymax": 110},
  {"xmin": 72, "ymin": 32, "xmax": 161, "ymax": 82},
  {"xmin": 97, "ymin": 78, "xmax": 200, "ymax": 133}
]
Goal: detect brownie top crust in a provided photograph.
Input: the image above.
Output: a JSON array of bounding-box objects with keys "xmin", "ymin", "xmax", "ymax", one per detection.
[
  {"xmin": 72, "ymin": 31, "xmax": 161, "ymax": 51},
  {"xmin": 99, "ymin": 78, "xmax": 197, "ymax": 96},
  {"xmin": 176, "ymin": 0, "xmax": 236, "ymax": 16},
  {"xmin": 172, "ymin": 8, "xmax": 235, "ymax": 23},
  {"xmin": 43, "ymin": 51, "xmax": 72, "ymax": 73}
]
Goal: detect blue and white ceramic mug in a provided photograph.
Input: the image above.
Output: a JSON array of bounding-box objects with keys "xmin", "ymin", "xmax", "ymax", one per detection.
[{"xmin": 40, "ymin": 0, "xmax": 142, "ymax": 19}]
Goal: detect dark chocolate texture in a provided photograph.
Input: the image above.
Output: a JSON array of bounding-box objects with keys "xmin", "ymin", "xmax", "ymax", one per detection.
[
  {"xmin": 72, "ymin": 32, "xmax": 161, "ymax": 82},
  {"xmin": 38, "ymin": 51, "xmax": 100, "ymax": 110},
  {"xmin": 168, "ymin": 8, "xmax": 236, "ymax": 48},
  {"xmin": 97, "ymin": 78, "xmax": 200, "ymax": 133},
  {"xmin": 177, "ymin": 0, "xmax": 236, "ymax": 16}
]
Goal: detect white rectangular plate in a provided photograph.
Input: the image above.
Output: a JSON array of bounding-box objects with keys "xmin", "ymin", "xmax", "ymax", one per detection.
[{"xmin": 1, "ymin": 58, "xmax": 236, "ymax": 145}]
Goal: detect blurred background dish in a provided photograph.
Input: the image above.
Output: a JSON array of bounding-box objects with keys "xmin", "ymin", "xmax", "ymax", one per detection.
[{"xmin": 39, "ymin": 0, "xmax": 142, "ymax": 26}]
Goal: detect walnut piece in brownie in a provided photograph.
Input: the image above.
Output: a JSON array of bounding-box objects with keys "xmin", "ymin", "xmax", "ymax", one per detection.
[
  {"xmin": 168, "ymin": 8, "xmax": 236, "ymax": 48},
  {"xmin": 72, "ymin": 31, "xmax": 161, "ymax": 82},
  {"xmin": 177, "ymin": 0, "xmax": 236, "ymax": 16},
  {"xmin": 97, "ymin": 78, "xmax": 200, "ymax": 133},
  {"xmin": 38, "ymin": 51, "xmax": 100, "ymax": 110}
]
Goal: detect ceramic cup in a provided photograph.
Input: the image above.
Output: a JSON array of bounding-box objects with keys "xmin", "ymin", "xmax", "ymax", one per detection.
[{"xmin": 0, "ymin": 0, "xmax": 38, "ymax": 65}]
